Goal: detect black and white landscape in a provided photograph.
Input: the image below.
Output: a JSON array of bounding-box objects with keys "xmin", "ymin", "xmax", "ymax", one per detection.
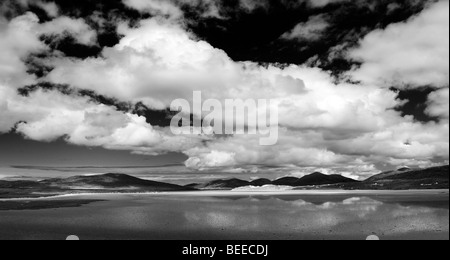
[{"xmin": 0, "ymin": 0, "xmax": 449, "ymax": 241}]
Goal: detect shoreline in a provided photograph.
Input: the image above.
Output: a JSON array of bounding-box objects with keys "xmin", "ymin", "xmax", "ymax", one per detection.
[{"xmin": 1, "ymin": 189, "xmax": 448, "ymax": 201}]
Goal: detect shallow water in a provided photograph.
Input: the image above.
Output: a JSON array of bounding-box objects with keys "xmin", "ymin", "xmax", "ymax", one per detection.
[{"xmin": 0, "ymin": 192, "xmax": 448, "ymax": 240}]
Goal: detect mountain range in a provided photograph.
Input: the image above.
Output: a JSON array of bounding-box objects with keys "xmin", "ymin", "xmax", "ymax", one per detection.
[
  {"xmin": 0, "ymin": 165, "xmax": 448, "ymax": 199},
  {"xmin": 341, "ymin": 165, "xmax": 449, "ymax": 190},
  {"xmin": 187, "ymin": 172, "xmax": 359, "ymax": 190},
  {"xmin": 187, "ymin": 166, "xmax": 449, "ymax": 190},
  {"xmin": 40, "ymin": 173, "xmax": 189, "ymax": 191},
  {"xmin": 0, "ymin": 173, "xmax": 193, "ymax": 199}
]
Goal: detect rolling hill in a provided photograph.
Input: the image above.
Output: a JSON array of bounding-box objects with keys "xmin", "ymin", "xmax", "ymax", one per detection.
[
  {"xmin": 188, "ymin": 166, "xmax": 449, "ymax": 190},
  {"xmin": 191, "ymin": 178, "xmax": 251, "ymax": 190},
  {"xmin": 323, "ymin": 165, "xmax": 449, "ymax": 190},
  {"xmin": 367, "ymin": 166, "xmax": 448, "ymax": 182},
  {"xmin": 0, "ymin": 173, "xmax": 195, "ymax": 199},
  {"xmin": 273, "ymin": 172, "xmax": 358, "ymax": 187},
  {"xmin": 250, "ymin": 178, "xmax": 273, "ymax": 186},
  {"xmin": 191, "ymin": 172, "xmax": 359, "ymax": 190},
  {"xmin": 40, "ymin": 173, "xmax": 190, "ymax": 191},
  {"xmin": 359, "ymin": 165, "xmax": 449, "ymax": 190},
  {"xmin": 1, "ymin": 165, "xmax": 448, "ymax": 199}
]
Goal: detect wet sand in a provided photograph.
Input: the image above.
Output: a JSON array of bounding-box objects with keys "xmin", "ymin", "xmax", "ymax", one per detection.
[
  {"xmin": 0, "ymin": 190, "xmax": 448, "ymax": 240},
  {"xmin": 1, "ymin": 189, "xmax": 447, "ymax": 201},
  {"xmin": 0, "ymin": 200, "xmax": 104, "ymax": 211}
]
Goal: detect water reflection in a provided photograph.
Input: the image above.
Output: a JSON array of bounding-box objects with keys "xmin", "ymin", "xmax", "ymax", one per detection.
[
  {"xmin": 172, "ymin": 195, "xmax": 447, "ymax": 237},
  {"xmin": 0, "ymin": 194, "xmax": 448, "ymax": 240},
  {"xmin": 209, "ymin": 194, "xmax": 449, "ymax": 210}
]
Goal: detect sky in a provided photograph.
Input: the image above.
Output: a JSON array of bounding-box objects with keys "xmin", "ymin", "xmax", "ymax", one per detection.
[{"xmin": 0, "ymin": 0, "xmax": 449, "ymax": 180}]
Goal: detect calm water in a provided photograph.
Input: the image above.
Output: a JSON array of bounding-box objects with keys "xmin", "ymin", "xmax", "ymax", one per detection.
[{"xmin": 0, "ymin": 192, "xmax": 448, "ymax": 240}]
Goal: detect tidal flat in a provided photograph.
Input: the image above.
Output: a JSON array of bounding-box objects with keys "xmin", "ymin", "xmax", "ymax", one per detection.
[{"xmin": 0, "ymin": 190, "xmax": 448, "ymax": 240}]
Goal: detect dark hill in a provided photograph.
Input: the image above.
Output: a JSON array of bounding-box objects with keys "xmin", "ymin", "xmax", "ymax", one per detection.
[
  {"xmin": 0, "ymin": 174, "xmax": 194, "ymax": 199},
  {"xmin": 367, "ymin": 166, "xmax": 449, "ymax": 182},
  {"xmin": 298, "ymin": 172, "xmax": 358, "ymax": 186},
  {"xmin": 273, "ymin": 173, "xmax": 358, "ymax": 187},
  {"xmin": 330, "ymin": 165, "xmax": 449, "ymax": 190},
  {"xmin": 40, "ymin": 173, "xmax": 193, "ymax": 192},
  {"xmin": 272, "ymin": 177, "xmax": 302, "ymax": 186},
  {"xmin": 358, "ymin": 165, "xmax": 449, "ymax": 190},
  {"xmin": 250, "ymin": 178, "xmax": 272, "ymax": 186},
  {"xmin": 193, "ymin": 178, "xmax": 251, "ymax": 190}
]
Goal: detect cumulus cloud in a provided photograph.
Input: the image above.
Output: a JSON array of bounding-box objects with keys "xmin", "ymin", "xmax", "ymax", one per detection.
[
  {"xmin": 39, "ymin": 16, "xmax": 98, "ymax": 46},
  {"xmin": 39, "ymin": 6, "xmax": 449, "ymax": 175},
  {"xmin": 281, "ymin": 14, "xmax": 330, "ymax": 41},
  {"xmin": 0, "ymin": 12, "xmax": 96, "ymax": 89},
  {"xmin": 0, "ymin": 0, "xmax": 59, "ymax": 18},
  {"xmin": 0, "ymin": 12, "xmax": 98, "ymax": 132},
  {"xmin": 33, "ymin": 0, "xmax": 59, "ymax": 17},
  {"xmin": 123, "ymin": 0, "xmax": 184, "ymax": 19},
  {"xmin": 0, "ymin": 13, "xmax": 46, "ymax": 87},
  {"xmin": 238, "ymin": 0, "xmax": 270, "ymax": 12},
  {"xmin": 306, "ymin": 0, "xmax": 350, "ymax": 8},
  {"xmin": 427, "ymin": 88, "xmax": 450, "ymax": 120},
  {"xmin": 1, "ymin": 1, "xmax": 449, "ymax": 178},
  {"xmin": 330, "ymin": 121, "xmax": 449, "ymax": 161},
  {"xmin": 0, "ymin": 13, "xmax": 204, "ymax": 157},
  {"xmin": 348, "ymin": 0, "xmax": 450, "ymax": 88},
  {"xmin": 281, "ymin": 0, "xmax": 351, "ymax": 9},
  {"xmin": 46, "ymin": 18, "xmax": 308, "ymax": 109},
  {"xmin": 0, "ymin": 85, "xmax": 20, "ymax": 133},
  {"xmin": 182, "ymin": 116, "xmax": 448, "ymax": 173},
  {"xmin": 125, "ymin": 0, "xmax": 347, "ymax": 20},
  {"xmin": 1, "ymin": 84, "xmax": 202, "ymax": 155},
  {"xmin": 123, "ymin": 0, "xmax": 227, "ymax": 19}
]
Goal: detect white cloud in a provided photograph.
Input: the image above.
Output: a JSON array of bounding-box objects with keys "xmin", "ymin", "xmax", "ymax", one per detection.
[
  {"xmin": 0, "ymin": 12, "xmax": 97, "ymax": 90},
  {"xmin": 281, "ymin": 0, "xmax": 351, "ymax": 9},
  {"xmin": 185, "ymin": 129, "xmax": 360, "ymax": 169},
  {"xmin": 2, "ymin": 86, "xmax": 201, "ymax": 155},
  {"xmin": 427, "ymin": 88, "xmax": 449, "ymax": 120},
  {"xmin": 274, "ymin": 66, "xmax": 402, "ymax": 132},
  {"xmin": 0, "ymin": 13, "xmax": 45, "ymax": 88},
  {"xmin": 67, "ymin": 108, "xmax": 162, "ymax": 148},
  {"xmin": 41, "ymin": 10, "xmax": 449, "ymax": 176},
  {"xmin": 14, "ymin": 91, "xmax": 91, "ymax": 141},
  {"xmin": 122, "ymin": 0, "xmax": 231, "ymax": 19},
  {"xmin": 181, "ymin": 118, "xmax": 448, "ymax": 173},
  {"xmin": 238, "ymin": 0, "xmax": 270, "ymax": 12},
  {"xmin": 348, "ymin": 0, "xmax": 450, "ymax": 88},
  {"xmin": 0, "ymin": 12, "xmax": 99, "ymax": 132},
  {"xmin": 123, "ymin": 0, "xmax": 183, "ymax": 19},
  {"xmin": 1, "ymin": 0, "xmax": 59, "ymax": 18},
  {"xmin": 34, "ymin": 1, "xmax": 59, "ymax": 17},
  {"xmin": 0, "ymin": 85, "xmax": 19, "ymax": 132},
  {"xmin": 0, "ymin": 13, "xmax": 196, "ymax": 155},
  {"xmin": 185, "ymin": 150, "xmax": 237, "ymax": 169},
  {"xmin": 123, "ymin": 0, "xmax": 276, "ymax": 19},
  {"xmin": 330, "ymin": 121, "xmax": 449, "ymax": 160},
  {"xmin": 39, "ymin": 16, "xmax": 98, "ymax": 46},
  {"xmin": 1, "ymin": 3, "xmax": 449, "ymax": 179},
  {"xmin": 46, "ymin": 17, "xmax": 408, "ymax": 139},
  {"xmin": 281, "ymin": 14, "xmax": 330, "ymax": 41},
  {"xmin": 306, "ymin": 0, "xmax": 350, "ymax": 8},
  {"xmin": 46, "ymin": 19, "xmax": 309, "ymax": 109}
]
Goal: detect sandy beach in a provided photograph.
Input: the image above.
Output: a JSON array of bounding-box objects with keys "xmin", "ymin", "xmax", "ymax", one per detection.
[{"xmin": 1, "ymin": 189, "xmax": 448, "ymax": 201}]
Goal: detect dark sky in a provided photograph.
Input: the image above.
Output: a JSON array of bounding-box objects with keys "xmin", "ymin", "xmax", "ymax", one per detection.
[{"xmin": 0, "ymin": 133, "xmax": 187, "ymax": 167}]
